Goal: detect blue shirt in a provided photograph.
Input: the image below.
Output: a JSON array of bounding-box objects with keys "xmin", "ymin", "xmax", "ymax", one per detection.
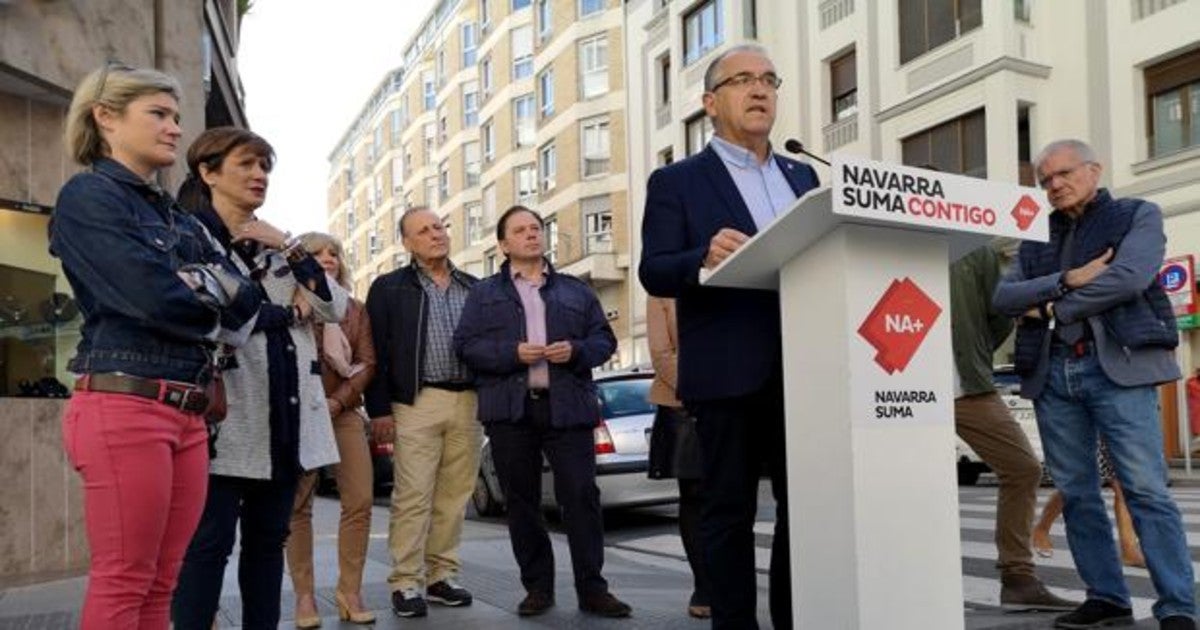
[{"xmin": 709, "ymin": 135, "xmax": 798, "ymax": 231}]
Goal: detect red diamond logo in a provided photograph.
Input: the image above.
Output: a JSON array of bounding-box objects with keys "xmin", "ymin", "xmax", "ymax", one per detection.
[
  {"xmin": 1011, "ymin": 194, "xmax": 1041, "ymax": 231},
  {"xmin": 857, "ymin": 278, "xmax": 942, "ymax": 374}
]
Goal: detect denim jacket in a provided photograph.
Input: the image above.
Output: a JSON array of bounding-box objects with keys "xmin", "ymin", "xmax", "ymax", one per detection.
[{"xmin": 49, "ymin": 158, "xmax": 260, "ymax": 383}]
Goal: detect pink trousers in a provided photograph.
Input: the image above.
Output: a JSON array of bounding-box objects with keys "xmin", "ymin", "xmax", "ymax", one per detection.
[{"xmin": 63, "ymin": 391, "xmax": 210, "ymax": 630}]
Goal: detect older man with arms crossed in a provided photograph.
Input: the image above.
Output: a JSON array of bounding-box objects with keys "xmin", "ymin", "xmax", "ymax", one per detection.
[{"xmin": 994, "ymin": 139, "xmax": 1194, "ymax": 630}]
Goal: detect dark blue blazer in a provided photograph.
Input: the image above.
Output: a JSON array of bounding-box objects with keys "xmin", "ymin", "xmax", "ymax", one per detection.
[{"xmin": 638, "ymin": 144, "xmax": 820, "ymax": 403}]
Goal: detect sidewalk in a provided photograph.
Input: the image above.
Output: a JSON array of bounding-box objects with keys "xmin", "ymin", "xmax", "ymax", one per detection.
[{"xmin": 3, "ymin": 478, "xmax": 1191, "ymax": 629}]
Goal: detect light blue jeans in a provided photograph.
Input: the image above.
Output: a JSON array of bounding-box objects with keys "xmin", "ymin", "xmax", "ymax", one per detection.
[{"xmin": 1034, "ymin": 345, "xmax": 1195, "ymax": 620}]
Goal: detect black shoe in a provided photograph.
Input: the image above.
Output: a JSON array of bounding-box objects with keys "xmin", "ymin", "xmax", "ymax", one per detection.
[
  {"xmin": 1054, "ymin": 599, "xmax": 1134, "ymax": 628},
  {"xmin": 1162, "ymin": 616, "xmax": 1197, "ymax": 630},
  {"xmin": 518, "ymin": 591, "xmax": 555, "ymax": 617},
  {"xmin": 391, "ymin": 588, "xmax": 428, "ymax": 618},
  {"xmin": 427, "ymin": 578, "xmax": 473, "ymax": 607},
  {"xmin": 579, "ymin": 591, "xmax": 632, "ymax": 618}
]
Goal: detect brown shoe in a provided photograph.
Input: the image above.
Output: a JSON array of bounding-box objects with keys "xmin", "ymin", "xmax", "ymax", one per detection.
[
  {"xmin": 579, "ymin": 591, "xmax": 632, "ymax": 618},
  {"xmin": 687, "ymin": 604, "xmax": 712, "ymax": 618},
  {"xmin": 1000, "ymin": 574, "xmax": 1079, "ymax": 612},
  {"xmin": 517, "ymin": 591, "xmax": 555, "ymax": 617}
]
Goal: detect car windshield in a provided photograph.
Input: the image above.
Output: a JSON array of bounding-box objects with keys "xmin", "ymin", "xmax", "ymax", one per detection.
[{"xmin": 597, "ymin": 378, "xmax": 654, "ymax": 419}]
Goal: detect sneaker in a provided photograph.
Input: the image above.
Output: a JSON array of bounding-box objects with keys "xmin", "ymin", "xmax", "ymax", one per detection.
[
  {"xmin": 999, "ymin": 574, "xmax": 1080, "ymax": 612},
  {"xmin": 427, "ymin": 578, "xmax": 473, "ymax": 607},
  {"xmin": 579, "ymin": 591, "xmax": 632, "ymax": 618},
  {"xmin": 1161, "ymin": 616, "xmax": 1197, "ymax": 630},
  {"xmin": 391, "ymin": 588, "xmax": 428, "ymax": 618},
  {"xmin": 1054, "ymin": 599, "xmax": 1134, "ymax": 628},
  {"xmin": 517, "ymin": 591, "xmax": 555, "ymax": 617}
]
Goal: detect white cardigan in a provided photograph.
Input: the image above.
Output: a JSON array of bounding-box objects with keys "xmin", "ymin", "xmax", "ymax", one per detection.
[{"xmin": 209, "ymin": 247, "xmax": 348, "ymax": 480}]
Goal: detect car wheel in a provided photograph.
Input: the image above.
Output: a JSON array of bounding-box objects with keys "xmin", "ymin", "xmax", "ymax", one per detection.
[
  {"xmin": 957, "ymin": 462, "xmax": 981, "ymax": 486},
  {"xmin": 472, "ymin": 473, "xmax": 504, "ymax": 517}
]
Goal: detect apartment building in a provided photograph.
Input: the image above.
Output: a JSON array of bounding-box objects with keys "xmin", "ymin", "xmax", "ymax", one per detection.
[
  {"xmin": 329, "ymin": 0, "xmax": 633, "ymax": 366},
  {"xmin": 624, "ymin": 0, "xmax": 1200, "ymax": 370},
  {"xmin": 0, "ymin": 0, "xmax": 249, "ymax": 582}
]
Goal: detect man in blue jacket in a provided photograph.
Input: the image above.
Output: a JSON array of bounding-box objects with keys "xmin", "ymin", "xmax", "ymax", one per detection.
[
  {"xmin": 454, "ymin": 205, "xmax": 630, "ymax": 619},
  {"xmin": 994, "ymin": 139, "xmax": 1194, "ymax": 630},
  {"xmin": 639, "ymin": 44, "xmax": 818, "ymax": 630}
]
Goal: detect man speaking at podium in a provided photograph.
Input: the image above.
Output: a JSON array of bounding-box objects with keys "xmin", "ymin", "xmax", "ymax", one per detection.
[{"xmin": 639, "ymin": 44, "xmax": 819, "ymax": 630}]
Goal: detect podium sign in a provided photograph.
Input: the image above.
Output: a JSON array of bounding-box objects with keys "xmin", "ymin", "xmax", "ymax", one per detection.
[
  {"xmin": 832, "ymin": 155, "xmax": 1050, "ymax": 241},
  {"xmin": 703, "ymin": 160, "xmax": 1048, "ymax": 629}
]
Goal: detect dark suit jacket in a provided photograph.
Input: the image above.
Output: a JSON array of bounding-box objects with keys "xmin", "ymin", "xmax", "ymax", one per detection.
[{"xmin": 639, "ymin": 144, "xmax": 820, "ymax": 403}]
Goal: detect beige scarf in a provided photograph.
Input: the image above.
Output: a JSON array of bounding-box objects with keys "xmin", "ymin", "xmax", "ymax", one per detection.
[{"xmin": 323, "ymin": 319, "xmax": 366, "ymax": 379}]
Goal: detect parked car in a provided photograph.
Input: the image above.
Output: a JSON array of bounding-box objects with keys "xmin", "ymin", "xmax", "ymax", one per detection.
[
  {"xmin": 955, "ymin": 365, "xmax": 1046, "ymax": 485},
  {"xmin": 472, "ymin": 369, "xmax": 680, "ymax": 516},
  {"xmin": 315, "ymin": 415, "xmax": 395, "ymax": 497}
]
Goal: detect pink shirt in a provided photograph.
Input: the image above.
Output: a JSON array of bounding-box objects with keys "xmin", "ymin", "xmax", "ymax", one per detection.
[{"xmin": 511, "ymin": 267, "xmax": 550, "ymax": 389}]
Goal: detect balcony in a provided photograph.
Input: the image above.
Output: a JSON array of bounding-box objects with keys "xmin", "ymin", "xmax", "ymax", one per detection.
[
  {"xmin": 823, "ymin": 113, "xmax": 859, "ymax": 152},
  {"xmin": 559, "ymin": 251, "xmax": 627, "ymax": 287},
  {"xmin": 819, "ymin": 0, "xmax": 854, "ymax": 30}
]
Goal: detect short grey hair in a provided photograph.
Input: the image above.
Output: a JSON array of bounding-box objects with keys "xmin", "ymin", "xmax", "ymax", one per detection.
[
  {"xmin": 1033, "ymin": 139, "xmax": 1098, "ymax": 172},
  {"xmin": 397, "ymin": 205, "xmax": 434, "ymax": 238},
  {"xmin": 703, "ymin": 43, "xmax": 773, "ymax": 92}
]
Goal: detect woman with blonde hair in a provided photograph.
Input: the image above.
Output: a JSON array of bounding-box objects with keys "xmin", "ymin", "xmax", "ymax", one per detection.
[
  {"xmin": 50, "ymin": 63, "xmax": 260, "ymax": 629},
  {"xmin": 286, "ymin": 232, "xmax": 377, "ymax": 626}
]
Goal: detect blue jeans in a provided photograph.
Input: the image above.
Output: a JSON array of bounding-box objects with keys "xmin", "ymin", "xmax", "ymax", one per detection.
[{"xmin": 1034, "ymin": 345, "xmax": 1195, "ymax": 620}]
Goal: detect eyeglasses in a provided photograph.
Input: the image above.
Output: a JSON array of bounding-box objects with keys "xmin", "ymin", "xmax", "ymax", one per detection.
[
  {"xmin": 1037, "ymin": 162, "xmax": 1092, "ymax": 189},
  {"xmin": 710, "ymin": 72, "xmax": 783, "ymax": 93},
  {"xmin": 92, "ymin": 60, "xmax": 134, "ymax": 105}
]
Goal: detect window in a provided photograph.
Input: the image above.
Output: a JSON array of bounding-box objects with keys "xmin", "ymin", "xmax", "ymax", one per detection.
[
  {"xmin": 899, "ymin": 0, "xmax": 982, "ymax": 65},
  {"xmin": 1014, "ymin": 0, "xmax": 1031, "ymax": 23},
  {"xmin": 483, "ymin": 184, "xmax": 497, "ymax": 226},
  {"xmin": 438, "ymin": 107, "xmax": 448, "ymax": 145},
  {"xmin": 463, "ymin": 81, "xmax": 480, "ymax": 127},
  {"xmin": 830, "ymin": 49, "xmax": 857, "ymax": 121},
  {"xmin": 373, "ymin": 174, "xmax": 384, "ymax": 210},
  {"xmin": 1145, "ymin": 48, "xmax": 1200, "ymax": 157},
  {"xmin": 481, "ymin": 55, "xmax": 493, "ymax": 96},
  {"xmin": 582, "ymin": 195, "xmax": 613, "ymax": 254},
  {"xmin": 684, "ymin": 0, "xmax": 723, "ymax": 65},
  {"xmin": 403, "ymin": 144, "xmax": 413, "ymax": 179},
  {"xmin": 485, "ymin": 250, "xmax": 498, "ymax": 275},
  {"xmin": 391, "ymin": 157, "xmax": 404, "ymax": 193},
  {"xmin": 464, "ymin": 141, "xmax": 481, "ymax": 186},
  {"xmin": 579, "ymin": 0, "xmax": 604, "ymax": 18},
  {"xmin": 422, "ymin": 71, "xmax": 436, "ymax": 110},
  {"xmin": 514, "ymin": 94, "xmax": 536, "ymax": 147},
  {"xmin": 438, "ymin": 160, "xmax": 450, "ymax": 201},
  {"xmin": 512, "ymin": 0, "xmax": 531, "ymax": 9},
  {"xmin": 370, "ymin": 126, "xmax": 383, "ymax": 163},
  {"xmin": 685, "ymin": 112, "xmax": 713, "ymax": 156},
  {"xmin": 482, "ymin": 119, "xmax": 496, "ymax": 161},
  {"xmin": 537, "ymin": 0, "xmax": 552, "ymax": 39},
  {"xmin": 368, "ymin": 230, "xmax": 380, "ymax": 256},
  {"xmin": 580, "ymin": 117, "xmax": 610, "ymax": 176},
  {"xmin": 424, "ymin": 177, "xmax": 438, "ymax": 207},
  {"xmin": 423, "ymin": 122, "xmax": 436, "ymax": 164},
  {"xmin": 480, "ymin": 0, "xmax": 490, "ymax": 30},
  {"xmin": 466, "ymin": 203, "xmax": 485, "ymax": 244},
  {"xmin": 462, "ymin": 22, "xmax": 478, "ymax": 67},
  {"xmin": 900, "ymin": 108, "xmax": 987, "ymax": 178},
  {"xmin": 657, "ymin": 54, "xmax": 671, "ymax": 106},
  {"xmin": 545, "ymin": 217, "xmax": 559, "ymax": 263},
  {"xmin": 538, "ymin": 68, "xmax": 554, "ymax": 117},
  {"xmin": 346, "ymin": 199, "xmax": 356, "ymax": 232},
  {"xmin": 659, "ymin": 147, "xmax": 674, "ymax": 166},
  {"xmin": 539, "ymin": 142, "xmax": 557, "ymax": 192},
  {"xmin": 391, "ymin": 108, "xmax": 404, "ymax": 144},
  {"xmin": 579, "ymin": 35, "xmax": 609, "ymax": 99},
  {"xmin": 515, "ymin": 163, "xmax": 538, "ymax": 203},
  {"xmin": 436, "ymin": 46, "xmax": 447, "ymax": 87},
  {"xmin": 512, "ymin": 25, "xmax": 534, "ymax": 79}
]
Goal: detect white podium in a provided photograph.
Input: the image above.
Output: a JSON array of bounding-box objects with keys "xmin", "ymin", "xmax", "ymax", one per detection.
[{"xmin": 702, "ymin": 157, "xmax": 1048, "ymax": 629}]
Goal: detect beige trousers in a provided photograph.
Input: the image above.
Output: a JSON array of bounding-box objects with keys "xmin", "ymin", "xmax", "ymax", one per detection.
[
  {"xmin": 286, "ymin": 409, "xmax": 374, "ymax": 595},
  {"xmin": 955, "ymin": 391, "xmax": 1044, "ymax": 576},
  {"xmin": 387, "ymin": 388, "xmax": 482, "ymax": 591}
]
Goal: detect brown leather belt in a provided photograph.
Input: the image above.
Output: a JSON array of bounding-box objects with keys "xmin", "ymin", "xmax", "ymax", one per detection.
[{"xmin": 75, "ymin": 373, "xmax": 209, "ymax": 413}]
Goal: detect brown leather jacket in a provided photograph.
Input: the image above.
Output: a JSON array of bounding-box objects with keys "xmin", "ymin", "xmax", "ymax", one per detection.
[{"xmin": 313, "ymin": 298, "xmax": 377, "ymax": 414}]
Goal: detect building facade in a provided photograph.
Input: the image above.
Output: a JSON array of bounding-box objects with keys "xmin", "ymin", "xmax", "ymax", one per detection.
[
  {"xmin": 623, "ymin": 0, "xmax": 1200, "ymax": 372},
  {"xmin": 0, "ymin": 0, "xmax": 249, "ymax": 583},
  {"xmin": 329, "ymin": 0, "xmax": 633, "ymax": 366}
]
